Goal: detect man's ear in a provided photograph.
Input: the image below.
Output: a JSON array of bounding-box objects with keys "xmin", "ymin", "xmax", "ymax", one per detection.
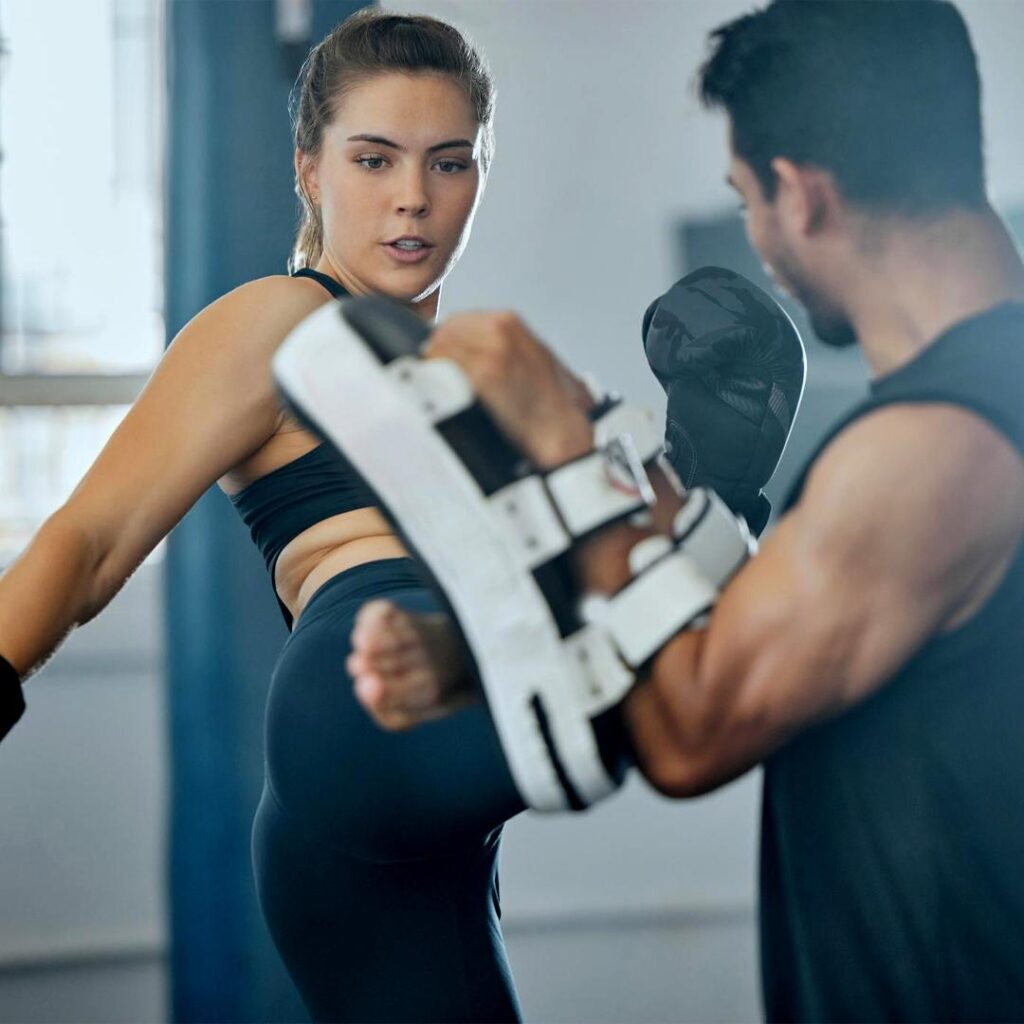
[
  {"xmin": 295, "ymin": 147, "xmax": 319, "ymax": 205},
  {"xmin": 771, "ymin": 157, "xmax": 837, "ymax": 236}
]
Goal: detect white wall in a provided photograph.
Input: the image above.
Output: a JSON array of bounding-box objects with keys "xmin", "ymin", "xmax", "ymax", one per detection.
[
  {"xmin": 0, "ymin": 564, "xmax": 168, "ymax": 1023},
  {"xmin": 3, "ymin": 2, "xmax": 1024, "ymax": 1022}
]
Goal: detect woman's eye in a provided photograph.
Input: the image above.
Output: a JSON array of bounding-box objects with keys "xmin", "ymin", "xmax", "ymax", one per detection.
[
  {"xmin": 434, "ymin": 159, "xmax": 468, "ymax": 174},
  {"xmin": 357, "ymin": 155, "xmax": 387, "ymax": 171}
]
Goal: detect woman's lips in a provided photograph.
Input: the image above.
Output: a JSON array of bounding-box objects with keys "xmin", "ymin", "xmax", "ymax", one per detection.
[{"xmin": 382, "ymin": 242, "xmax": 435, "ymax": 265}]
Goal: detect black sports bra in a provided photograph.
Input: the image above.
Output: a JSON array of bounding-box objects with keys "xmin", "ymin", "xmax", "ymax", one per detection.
[{"xmin": 228, "ymin": 268, "xmax": 377, "ymax": 627}]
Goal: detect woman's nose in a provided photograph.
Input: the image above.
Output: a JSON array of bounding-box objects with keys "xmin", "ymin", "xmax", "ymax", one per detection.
[{"xmin": 395, "ymin": 169, "xmax": 430, "ymax": 217}]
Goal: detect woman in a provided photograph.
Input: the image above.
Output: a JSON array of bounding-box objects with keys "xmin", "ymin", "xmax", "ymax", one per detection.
[{"xmin": 0, "ymin": 11, "xmax": 527, "ymax": 1022}]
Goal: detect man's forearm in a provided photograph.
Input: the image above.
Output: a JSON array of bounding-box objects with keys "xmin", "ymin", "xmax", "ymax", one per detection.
[
  {"xmin": 565, "ymin": 502, "xmax": 738, "ymax": 798},
  {"xmin": 563, "ymin": 457, "xmax": 760, "ymax": 797}
]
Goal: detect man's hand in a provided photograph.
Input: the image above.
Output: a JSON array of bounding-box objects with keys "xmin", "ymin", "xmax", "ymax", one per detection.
[{"xmin": 424, "ymin": 311, "xmax": 595, "ymax": 468}]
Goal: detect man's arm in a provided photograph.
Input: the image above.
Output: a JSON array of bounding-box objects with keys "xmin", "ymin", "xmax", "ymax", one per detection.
[
  {"xmin": 351, "ymin": 311, "xmax": 1023, "ymax": 784},
  {"xmin": 605, "ymin": 403, "xmax": 1024, "ymax": 797}
]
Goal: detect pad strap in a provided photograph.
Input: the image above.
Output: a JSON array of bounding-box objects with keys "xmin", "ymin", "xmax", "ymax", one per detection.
[
  {"xmin": 544, "ymin": 436, "xmax": 654, "ymax": 538},
  {"xmin": 562, "ymin": 624, "xmax": 637, "ymax": 716},
  {"xmin": 541, "ymin": 398, "xmax": 662, "ymax": 539},
  {"xmin": 672, "ymin": 488, "xmax": 756, "ymax": 584},
  {"xmin": 384, "ymin": 362, "xmax": 663, "ymax": 561},
  {"xmin": 385, "ymin": 356, "xmax": 475, "ymax": 423},
  {"xmin": 592, "ymin": 401, "xmax": 663, "ymax": 464},
  {"xmin": 586, "ymin": 488, "xmax": 756, "ymax": 670},
  {"xmin": 483, "ymin": 402, "xmax": 662, "ymax": 569}
]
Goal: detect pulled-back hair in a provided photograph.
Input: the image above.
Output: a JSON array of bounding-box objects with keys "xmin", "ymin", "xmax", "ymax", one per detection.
[
  {"xmin": 289, "ymin": 9, "xmax": 495, "ymax": 270},
  {"xmin": 698, "ymin": 0, "xmax": 985, "ymax": 214}
]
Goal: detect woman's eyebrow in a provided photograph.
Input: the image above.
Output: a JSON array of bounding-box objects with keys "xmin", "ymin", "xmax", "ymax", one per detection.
[
  {"xmin": 346, "ymin": 133, "xmax": 474, "ymax": 153},
  {"xmin": 428, "ymin": 139, "xmax": 474, "ymax": 153}
]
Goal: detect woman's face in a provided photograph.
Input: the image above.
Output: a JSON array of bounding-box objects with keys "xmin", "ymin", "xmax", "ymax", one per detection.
[{"xmin": 301, "ymin": 72, "xmax": 487, "ymax": 317}]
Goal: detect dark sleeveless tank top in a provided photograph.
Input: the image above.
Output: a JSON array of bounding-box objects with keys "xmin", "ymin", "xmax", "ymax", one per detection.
[
  {"xmin": 760, "ymin": 303, "xmax": 1024, "ymax": 1021},
  {"xmin": 228, "ymin": 269, "xmax": 376, "ymax": 629}
]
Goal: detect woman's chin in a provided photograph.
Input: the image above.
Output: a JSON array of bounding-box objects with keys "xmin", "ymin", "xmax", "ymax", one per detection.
[{"xmin": 374, "ymin": 272, "xmax": 444, "ymax": 306}]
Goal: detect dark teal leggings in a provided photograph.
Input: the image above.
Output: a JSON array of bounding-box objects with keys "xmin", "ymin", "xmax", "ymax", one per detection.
[{"xmin": 251, "ymin": 558, "xmax": 526, "ymax": 1022}]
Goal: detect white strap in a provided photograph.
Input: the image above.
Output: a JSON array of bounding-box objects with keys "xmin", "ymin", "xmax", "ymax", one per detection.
[
  {"xmin": 628, "ymin": 534, "xmax": 674, "ymax": 574},
  {"xmin": 386, "ymin": 356, "xmax": 475, "ymax": 424},
  {"xmin": 487, "ymin": 476, "xmax": 573, "ymax": 570},
  {"xmin": 673, "ymin": 488, "xmax": 756, "ymax": 587},
  {"xmin": 562, "ymin": 624, "xmax": 637, "ymax": 716},
  {"xmin": 545, "ymin": 447, "xmax": 649, "ymax": 539},
  {"xmin": 593, "ymin": 402, "xmax": 663, "ymax": 464},
  {"xmin": 587, "ymin": 489, "xmax": 753, "ymax": 670},
  {"xmin": 589, "ymin": 550, "xmax": 717, "ymax": 669}
]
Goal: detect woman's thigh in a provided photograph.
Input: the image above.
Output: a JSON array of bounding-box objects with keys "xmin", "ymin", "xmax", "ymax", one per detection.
[
  {"xmin": 264, "ymin": 569, "xmax": 525, "ymax": 860},
  {"xmin": 252, "ymin": 784, "xmax": 521, "ymax": 1024}
]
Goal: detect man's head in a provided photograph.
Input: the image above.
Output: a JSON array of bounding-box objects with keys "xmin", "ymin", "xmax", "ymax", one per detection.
[{"xmin": 699, "ymin": 0, "xmax": 986, "ymax": 347}]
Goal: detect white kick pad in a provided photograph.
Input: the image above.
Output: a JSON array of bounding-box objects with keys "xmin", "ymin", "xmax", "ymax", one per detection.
[{"xmin": 273, "ymin": 303, "xmax": 624, "ymax": 811}]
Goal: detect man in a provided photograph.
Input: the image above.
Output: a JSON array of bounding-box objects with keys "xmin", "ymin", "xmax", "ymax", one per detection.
[{"xmin": 348, "ymin": 2, "xmax": 1024, "ymax": 1019}]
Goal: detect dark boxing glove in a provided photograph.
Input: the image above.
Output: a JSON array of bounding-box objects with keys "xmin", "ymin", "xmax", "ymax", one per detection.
[
  {"xmin": 1, "ymin": 654, "xmax": 25, "ymax": 742},
  {"xmin": 643, "ymin": 266, "xmax": 806, "ymax": 536}
]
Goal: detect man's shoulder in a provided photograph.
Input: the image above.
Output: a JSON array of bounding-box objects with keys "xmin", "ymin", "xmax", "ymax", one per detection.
[
  {"xmin": 809, "ymin": 402, "xmax": 1023, "ymax": 506},
  {"xmin": 795, "ymin": 402, "xmax": 1024, "ymax": 599}
]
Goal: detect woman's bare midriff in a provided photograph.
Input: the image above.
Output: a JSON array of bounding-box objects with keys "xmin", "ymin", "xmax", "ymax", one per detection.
[
  {"xmin": 219, "ymin": 422, "xmax": 410, "ymax": 628},
  {"xmin": 276, "ymin": 517, "xmax": 410, "ymax": 625}
]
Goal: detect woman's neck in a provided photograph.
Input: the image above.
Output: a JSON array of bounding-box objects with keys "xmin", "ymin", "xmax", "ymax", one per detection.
[{"xmin": 313, "ymin": 256, "xmax": 440, "ymax": 323}]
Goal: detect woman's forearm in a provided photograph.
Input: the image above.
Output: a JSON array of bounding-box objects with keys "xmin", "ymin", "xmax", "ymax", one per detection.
[{"xmin": 0, "ymin": 514, "xmax": 108, "ymax": 678}]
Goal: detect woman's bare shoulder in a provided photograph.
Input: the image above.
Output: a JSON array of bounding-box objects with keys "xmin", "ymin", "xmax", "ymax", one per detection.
[
  {"xmin": 52, "ymin": 274, "xmax": 336, "ymax": 578},
  {"xmin": 179, "ymin": 273, "xmax": 334, "ymax": 352}
]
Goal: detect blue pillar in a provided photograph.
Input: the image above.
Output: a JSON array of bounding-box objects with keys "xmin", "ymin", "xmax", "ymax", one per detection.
[{"xmin": 163, "ymin": 2, "xmax": 367, "ymax": 1020}]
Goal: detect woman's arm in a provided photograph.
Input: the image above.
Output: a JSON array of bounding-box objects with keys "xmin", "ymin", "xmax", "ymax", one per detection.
[{"xmin": 0, "ymin": 275, "xmax": 332, "ymax": 679}]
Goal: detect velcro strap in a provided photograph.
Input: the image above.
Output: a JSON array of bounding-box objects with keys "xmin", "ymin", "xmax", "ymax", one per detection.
[
  {"xmin": 562, "ymin": 624, "xmax": 637, "ymax": 715},
  {"xmin": 545, "ymin": 445, "xmax": 650, "ymax": 538},
  {"xmin": 672, "ymin": 488, "xmax": 756, "ymax": 588},
  {"xmin": 589, "ymin": 550, "xmax": 716, "ymax": 669},
  {"xmin": 487, "ymin": 475, "xmax": 573, "ymax": 570},
  {"xmin": 386, "ymin": 356, "xmax": 475, "ymax": 424},
  {"xmin": 593, "ymin": 402, "xmax": 663, "ymax": 464}
]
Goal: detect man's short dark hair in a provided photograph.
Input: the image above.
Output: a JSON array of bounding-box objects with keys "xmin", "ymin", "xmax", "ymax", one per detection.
[{"xmin": 698, "ymin": 0, "xmax": 985, "ymax": 214}]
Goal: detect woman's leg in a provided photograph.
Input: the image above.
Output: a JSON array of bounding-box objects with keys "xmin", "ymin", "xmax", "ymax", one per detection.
[
  {"xmin": 253, "ymin": 560, "xmax": 526, "ymax": 1021},
  {"xmin": 252, "ymin": 783, "xmax": 520, "ymax": 1023},
  {"xmin": 263, "ymin": 564, "xmax": 525, "ymax": 859}
]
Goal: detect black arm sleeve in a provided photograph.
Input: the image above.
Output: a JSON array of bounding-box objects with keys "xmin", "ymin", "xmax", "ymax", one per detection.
[{"xmin": 0, "ymin": 655, "xmax": 26, "ymax": 742}]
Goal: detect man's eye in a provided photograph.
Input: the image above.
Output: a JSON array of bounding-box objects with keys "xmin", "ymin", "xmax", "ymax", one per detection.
[
  {"xmin": 435, "ymin": 159, "xmax": 468, "ymax": 174},
  {"xmin": 357, "ymin": 155, "xmax": 387, "ymax": 171}
]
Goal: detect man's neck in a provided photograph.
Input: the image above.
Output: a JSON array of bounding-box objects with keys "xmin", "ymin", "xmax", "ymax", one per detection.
[{"xmin": 843, "ymin": 205, "xmax": 1024, "ymax": 377}]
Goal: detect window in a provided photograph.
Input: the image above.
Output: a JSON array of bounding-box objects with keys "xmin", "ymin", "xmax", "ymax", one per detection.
[{"xmin": 0, "ymin": 0, "xmax": 164, "ymax": 562}]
